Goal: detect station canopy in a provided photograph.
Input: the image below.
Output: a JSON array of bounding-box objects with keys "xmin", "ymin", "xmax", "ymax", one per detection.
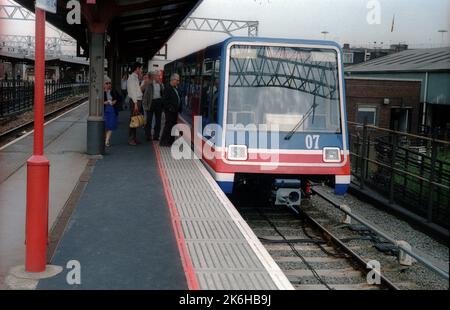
[{"xmin": 14, "ymin": 0, "xmax": 201, "ymax": 62}]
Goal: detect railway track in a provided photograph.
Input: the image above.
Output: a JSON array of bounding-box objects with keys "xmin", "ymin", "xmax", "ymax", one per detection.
[
  {"xmin": 231, "ymin": 188, "xmax": 418, "ymax": 290},
  {"xmin": 238, "ymin": 206, "xmax": 398, "ymax": 290},
  {"xmin": 0, "ymin": 96, "xmax": 88, "ymax": 147}
]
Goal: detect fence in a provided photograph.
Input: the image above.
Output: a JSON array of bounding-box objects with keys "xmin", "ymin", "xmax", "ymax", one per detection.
[
  {"xmin": 349, "ymin": 121, "xmax": 450, "ymax": 230},
  {"xmin": 0, "ymin": 80, "xmax": 88, "ymax": 118}
]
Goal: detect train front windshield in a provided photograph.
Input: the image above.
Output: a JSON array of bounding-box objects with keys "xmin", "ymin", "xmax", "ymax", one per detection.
[{"xmin": 226, "ymin": 44, "xmax": 342, "ymax": 133}]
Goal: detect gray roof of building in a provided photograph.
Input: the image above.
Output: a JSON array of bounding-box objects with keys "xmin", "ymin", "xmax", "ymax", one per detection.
[{"xmin": 346, "ymin": 47, "xmax": 450, "ymax": 73}]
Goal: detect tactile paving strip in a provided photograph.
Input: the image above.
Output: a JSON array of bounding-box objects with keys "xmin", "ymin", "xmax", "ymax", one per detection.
[{"xmin": 158, "ymin": 146, "xmax": 293, "ymax": 290}]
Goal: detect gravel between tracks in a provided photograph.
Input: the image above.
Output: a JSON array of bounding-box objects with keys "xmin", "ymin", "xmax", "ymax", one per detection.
[{"xmin": 308, "ymin": 187, "xmax": 449, "ymax": 290}]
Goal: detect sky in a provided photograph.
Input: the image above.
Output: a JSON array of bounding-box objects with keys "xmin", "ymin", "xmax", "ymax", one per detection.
[
  {"xmin": 0, "ymin": 0, "xmax": 62, "ymax": 37},
  {"xmin": 1, "ymin": 0, "xmax": 449, "ymax": 60},
  {"xmin": 163, "ymin": 0, "xmax": 450, "ymax": 60}
]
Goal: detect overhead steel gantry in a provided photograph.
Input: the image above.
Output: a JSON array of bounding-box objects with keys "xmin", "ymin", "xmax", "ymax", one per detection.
[
  {"xmin": 0, "ymin": 3, "xmax": 77, "ymax": 56},
  {"xmin": 0, "ymin": 2, "xmax": 33, "ymax": 20},
  {"xmin": 179, "ymin": 17, "xmax": 259, "ymax": 37},
  {"xmin": 0, "ymin": 34, "xmax": 77, "ymax": 56},
  {"xmin": 152, "ymin": 17, "xmax": 259, "ymax": 59}
]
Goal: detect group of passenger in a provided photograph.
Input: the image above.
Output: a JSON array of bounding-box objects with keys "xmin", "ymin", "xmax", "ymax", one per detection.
[{"xmin": 103, "ymin": 62, "xmax": 182, "ymax": 148}]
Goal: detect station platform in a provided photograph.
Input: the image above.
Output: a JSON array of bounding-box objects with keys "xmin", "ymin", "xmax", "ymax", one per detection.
[
  {"xmin": 0, "ymin": 103, "xmax": 90, "ymax": 289},
  {"xmin": 2, "ymin": 103, "xmax": 293, "ymax": 290}
]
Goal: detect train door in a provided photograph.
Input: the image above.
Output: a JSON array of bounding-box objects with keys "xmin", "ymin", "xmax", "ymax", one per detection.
[
  {"xmin": 200, "ymin": 59, "xmax": 220, "ymax": 129},
  {"xmin": 200, "ymin": 60, "xmax": 214, "ymax": 129}
]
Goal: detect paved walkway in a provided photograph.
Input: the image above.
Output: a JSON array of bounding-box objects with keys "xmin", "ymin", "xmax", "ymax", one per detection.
[
  {"xmin": 37, "ymin": 110, "xmax": 187, "ymax": 289},
  {"xmin": 2, "ymin": 105, "xmax": 293, "ymax": 290}
]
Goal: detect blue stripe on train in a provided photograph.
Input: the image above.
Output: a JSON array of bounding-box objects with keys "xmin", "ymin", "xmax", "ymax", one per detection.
[
  {"xmin": 217, "ymin": 181, "xmax": 234, "ymax": 194},
  {"xmin": 335, "ymin": 183, "xmax": 349, "ymax": 195}
]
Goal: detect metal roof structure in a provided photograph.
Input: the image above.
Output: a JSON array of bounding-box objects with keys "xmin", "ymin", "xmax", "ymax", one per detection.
[
  {"xmin": 346, "ymin": 47, "xmax": 450, "ymax": 73},
  {"xmin": 0, "ymin": 49, "xmax": 88, "ymax": 65},
  {"xmin": 13, "ymin": 0, "xmax": 202, "ymax": 61}
]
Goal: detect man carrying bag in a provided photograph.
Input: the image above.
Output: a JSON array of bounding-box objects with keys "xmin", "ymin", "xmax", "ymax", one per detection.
[{"xmin": 127, "ymin": 62, "xmax": 147, "ymax": 146}]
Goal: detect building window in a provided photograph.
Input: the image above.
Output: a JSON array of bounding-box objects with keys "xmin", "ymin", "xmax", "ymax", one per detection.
[
  {"xmin": 357, "ymin": 107, "xmax": 377, "ymax": 125},
  {"xmin": 343, "ymin": 52, "xmax": 354, "ymax": 64}
]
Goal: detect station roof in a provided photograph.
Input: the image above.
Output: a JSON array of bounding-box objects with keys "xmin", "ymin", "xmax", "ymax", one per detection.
[
  {"xmin": 346, "ymin": 47, "xmax": 450, "ymax": 73},
  {"xmin": 0, "ymin": 49, "xmax": 88, "ymax": 65},
  {"xmin": 14, "ymin": 0, "xmax": 201, "ymax": 62}
]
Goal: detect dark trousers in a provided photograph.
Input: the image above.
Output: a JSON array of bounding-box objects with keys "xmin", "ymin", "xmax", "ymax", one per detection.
[
  {"xmin": 121, "ymin": 90, "xmax": 128, "ymax": 109},
  {"xmin": 129, "ymin": 100, "xmax": 143, "ymax": 141},
  {"xmin": 160, "ymin": 110, "xmax": 178, "ymax": 146},
  {"xmin": 145, "ymin": 99, "xmax": 162, "ymax": 139}
]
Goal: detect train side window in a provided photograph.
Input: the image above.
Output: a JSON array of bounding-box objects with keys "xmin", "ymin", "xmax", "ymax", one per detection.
[
  {"xmin": 201, "ymin": 76, "xmax": 212, "ymax": 120},
  {"xmin": 211, "ymin": 59, "xmax": 220, "ymax": 123},
  {"xmin": 211, "ymin": 76, "xmax": 219, "ymax": 123},
  {"xmin": 200, "ymin": 59, "xmax": 220, "ymax": 126}
]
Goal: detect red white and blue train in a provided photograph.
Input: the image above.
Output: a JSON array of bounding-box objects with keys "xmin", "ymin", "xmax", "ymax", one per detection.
[{"xmin": 164, "ymin": 37, "xmax": 350, "ymax": 206}]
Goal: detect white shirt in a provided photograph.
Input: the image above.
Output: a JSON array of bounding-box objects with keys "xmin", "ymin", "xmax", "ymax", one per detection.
[
  {"xmin": 152, "ymin": 82, "xmax": 161, "ymax": 100},
  {"xmin": 127, "ymin": 72, "xmax": 143, "ymax": 103}
]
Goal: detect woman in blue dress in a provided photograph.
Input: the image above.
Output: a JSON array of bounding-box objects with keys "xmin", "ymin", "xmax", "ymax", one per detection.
[{"xmin": 103, "ymin": 76, "xmax": 119, "ymax": 147}]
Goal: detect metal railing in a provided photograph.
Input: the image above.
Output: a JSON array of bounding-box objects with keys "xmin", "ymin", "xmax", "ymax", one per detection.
[
  {"xmin": 0, "ymin": 80, "xmax": 88, "ymax": 118},
  {"xmin": 348, "ymin": 120, "xmax": 450, "ymax": 230}
]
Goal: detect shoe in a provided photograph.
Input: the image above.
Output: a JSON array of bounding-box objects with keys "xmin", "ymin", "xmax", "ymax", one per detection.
[
  {"xmin": 105, "ymin": 141, "xmax": 111, "ymax": 147},
  {"xmin": 128, "ymin": 140, "xmax": 137, "ymax": 146}
]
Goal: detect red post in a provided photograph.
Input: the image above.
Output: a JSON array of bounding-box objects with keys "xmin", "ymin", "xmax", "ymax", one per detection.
[{"xmin": 25, "ymin": 7, "xmax": 49, "ymax": 273}]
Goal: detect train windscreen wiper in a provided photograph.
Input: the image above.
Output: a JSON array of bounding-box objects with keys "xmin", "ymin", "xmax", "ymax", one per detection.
[{"xmin": 284, "ymin": 95, "xmax": 317, "ymax": 140}]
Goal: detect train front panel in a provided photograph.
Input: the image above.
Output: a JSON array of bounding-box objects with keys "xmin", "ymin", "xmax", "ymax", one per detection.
[{"xmin": 209, "ymin": 37, "xmax": 351, "ymax": 195}]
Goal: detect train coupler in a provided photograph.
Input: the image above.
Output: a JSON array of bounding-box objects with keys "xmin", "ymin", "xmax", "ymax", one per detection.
[{"xmin": 271, "ymin": 179, "xmax": 301, "ymax": 209}]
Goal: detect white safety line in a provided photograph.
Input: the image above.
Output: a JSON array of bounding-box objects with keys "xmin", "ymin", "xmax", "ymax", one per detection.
[
  {"xmin": 0, "ymin": 101, "xmax": 88, "ymax": 151},
  {"xmin": 194, "ymin": 159, "xmax": 295, "ymax": 290}
]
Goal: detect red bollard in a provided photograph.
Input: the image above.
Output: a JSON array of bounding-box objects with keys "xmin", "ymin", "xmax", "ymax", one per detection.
[
  {"xmin": 24, "ymin": 8, "xmax": 49, "ymax": 273},
  {"xmin": 25, "ymin": 156, "xmax": 50, "ymax": 272}
]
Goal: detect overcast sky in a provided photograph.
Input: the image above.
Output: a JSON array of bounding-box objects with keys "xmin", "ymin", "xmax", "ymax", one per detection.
[
  {"xmin": 1, "ymin": 0, "xmax": 449, "ymax": 60},
  {"xmin": 163, "ymin": 0, "xmax": 450, "ymax": 60},
  {"xmin": 0, "ymin": 0, "xmax": 61, "ymax": 36}
]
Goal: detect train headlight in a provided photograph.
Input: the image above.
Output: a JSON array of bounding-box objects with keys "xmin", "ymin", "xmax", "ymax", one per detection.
[
  {"xmin": 323, "ymin": 147, "xmax": 341, "ymax": 162},
  {"xmin": 227, "ymin": 145, "xmax": 248, "ymax": 161}
]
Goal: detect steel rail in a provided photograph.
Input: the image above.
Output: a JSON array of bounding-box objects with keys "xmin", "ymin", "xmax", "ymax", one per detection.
[
  {"xmin": 0, "ymin": 96, "xmax": 87, "ymax": 141},
  {"xmin": 312, "ymin": 185, "xmax": 449, "ymax": 280},
  {"xmin": 301, "ymin": 209, "xmax": 399, "ymax": 290}
]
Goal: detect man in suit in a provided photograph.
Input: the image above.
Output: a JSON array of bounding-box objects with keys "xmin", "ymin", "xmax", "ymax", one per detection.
[
  {"xmin": 146, "ymin": 71, "xmax": 164, "ymax": 141},
  {"xmin": 160, "ymin": 73, "xmax": 181, "ymax": 147}
]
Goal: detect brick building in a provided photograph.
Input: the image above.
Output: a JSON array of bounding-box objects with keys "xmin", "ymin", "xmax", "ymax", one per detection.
[
  {"xmin": 345, "ymin": 77, "xmax": 421, "ymax": 133},
  {"xmin": 345, "ymin": 47, "xmax": 450, "ymax": 136}
]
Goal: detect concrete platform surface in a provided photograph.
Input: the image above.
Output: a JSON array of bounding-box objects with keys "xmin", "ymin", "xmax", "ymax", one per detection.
[{"xmin": 0, "ymin": 103, "xmax": 89, "ymax": 288}]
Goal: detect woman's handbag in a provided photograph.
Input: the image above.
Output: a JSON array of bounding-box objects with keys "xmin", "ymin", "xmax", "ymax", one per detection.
[{"xmin": 129, "ymin": 114, "xmax": 146, "ymax": 128}]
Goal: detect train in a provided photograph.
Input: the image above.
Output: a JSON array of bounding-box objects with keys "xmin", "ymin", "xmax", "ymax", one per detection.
[{"xmin": 164, "ymin": 37, "xmax": 350, "ymax": 207}]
